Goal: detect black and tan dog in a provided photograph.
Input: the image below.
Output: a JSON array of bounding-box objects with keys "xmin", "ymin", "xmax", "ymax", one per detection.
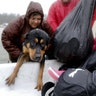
[{"xmin": 5, "ymin": 28, "xmax": 50, "ymax": 91}]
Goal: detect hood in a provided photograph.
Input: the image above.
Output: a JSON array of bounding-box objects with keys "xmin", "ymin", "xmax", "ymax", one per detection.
[{"xmin": 25, "ymin": 1, "xmax": 44, "ymax": 20}]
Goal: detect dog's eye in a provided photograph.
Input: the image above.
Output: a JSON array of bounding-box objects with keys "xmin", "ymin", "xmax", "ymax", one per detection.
[{"xmin": 41, "ymin": 43, "xmax": 45, "ymax": 49}]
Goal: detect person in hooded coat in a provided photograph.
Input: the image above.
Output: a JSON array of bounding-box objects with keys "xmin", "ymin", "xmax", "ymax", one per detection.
[{"xmin": 1, "ymin": 1, "xmax": 53, "ymax": 62}]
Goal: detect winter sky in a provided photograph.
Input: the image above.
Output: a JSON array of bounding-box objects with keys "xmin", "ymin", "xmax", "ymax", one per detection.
[{"xmin": 0, "ymin": 0, "xmax": 55, "ymax": 15}]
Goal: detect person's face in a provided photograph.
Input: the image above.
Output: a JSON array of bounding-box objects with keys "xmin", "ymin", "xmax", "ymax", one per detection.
[
  {"xmin": 29, "ymin": 14, "xmax": 42, "ymax": 28},
  {"xmin": 62, "ymin": 0, "xmax": 70, "ymax": 3}
]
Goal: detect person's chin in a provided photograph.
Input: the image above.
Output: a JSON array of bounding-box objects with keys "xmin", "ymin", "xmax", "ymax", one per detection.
[{"xmin": 32, "ymin": 26, "xmax": 38, "ymax": 28}]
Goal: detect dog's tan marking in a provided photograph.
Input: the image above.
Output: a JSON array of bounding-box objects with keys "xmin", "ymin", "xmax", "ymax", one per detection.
[
  {"xmin": 35, "ymin": 62, "xmax": 44, "ymax": 90},
  {"xmin": 35, "ymin": 38, "xmax": 38, "ymax": 43},
  {"xmin": 40, "ymin": 39, "xmax": 44, "ymax": 44},
  {"xmin": 29, "ymin": 48, "xmax": 36, "ymax": 60},
  {"xmin": 23, "ymin": 43, "xmax": 30, "ymax": 54}
]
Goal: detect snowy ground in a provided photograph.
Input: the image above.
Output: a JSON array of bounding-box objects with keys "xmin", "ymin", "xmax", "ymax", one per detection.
[{"xmin": 0, "ymin": 60, "xmax": 63, "ymax": 96}]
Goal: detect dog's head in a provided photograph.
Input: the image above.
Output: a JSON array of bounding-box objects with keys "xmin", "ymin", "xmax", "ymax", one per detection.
[{"xmin": 22, "ymin": 28, "xmax": 50, "ymax": 62}]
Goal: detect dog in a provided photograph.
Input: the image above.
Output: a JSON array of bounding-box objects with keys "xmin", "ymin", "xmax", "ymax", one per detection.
[{"xmin": 5, "ymin": 28, "xmax": 50, "ymax": 91}]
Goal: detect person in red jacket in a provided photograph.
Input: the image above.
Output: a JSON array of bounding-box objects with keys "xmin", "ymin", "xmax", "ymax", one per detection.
[
  {"xmin": 46, "ymin": 0, "xmax": 80, "ymax": 32},
  {"xmin": 1, "ymin": 1, "xmax": 53, "ymax": 62}
]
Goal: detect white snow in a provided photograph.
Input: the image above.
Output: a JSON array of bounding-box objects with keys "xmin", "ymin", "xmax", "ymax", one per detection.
[{"xmin": 0, "ymin": 60, "xmax": 63, "ymax": 96}]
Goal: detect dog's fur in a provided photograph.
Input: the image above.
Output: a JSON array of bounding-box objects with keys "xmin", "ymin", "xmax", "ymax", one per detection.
[{"xmin": 5, "ymin": 28, "xmax": 50, "ymax": 91}]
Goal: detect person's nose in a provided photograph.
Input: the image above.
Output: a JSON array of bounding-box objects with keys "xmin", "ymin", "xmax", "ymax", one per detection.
[{"xmin": 34, "ymin": 19, "xmax": 38, "ymax": 23}]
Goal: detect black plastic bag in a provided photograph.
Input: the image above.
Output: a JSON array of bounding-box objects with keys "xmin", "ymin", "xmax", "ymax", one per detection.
[
  {"xmin": 53, "ymin": 0, "xmax": 95, "ymax": 63},
  {"xmin": 42, "ymin": 68, "xmax": 96, "ymax": 96},
  {"xmin": 81, "ymin": 51, "xmax": 96, "ymax": 72}
]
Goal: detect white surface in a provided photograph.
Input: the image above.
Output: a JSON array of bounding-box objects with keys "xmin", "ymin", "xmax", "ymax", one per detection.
[
  {"xmin": 92, "ymin": 20, "xmax": 96, "ymax": 38},
  {"xmin": 0, "ymin": 60, "xmax": 63, "ymax": 96}
]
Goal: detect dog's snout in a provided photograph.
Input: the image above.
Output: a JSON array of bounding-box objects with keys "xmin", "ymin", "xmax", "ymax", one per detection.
[
  {"xmin": 33, "ymin": 47, "xmax": 41, "ymax": 61},
  {"xmin": 34, "ymin": 53, "xmax": 41, "ymax": 62},
  {"xmin": 35, "ymin": 54, "xmax": 41, "ymax": 58},
  {"xmin": 36, "ymin": 47, "xmax": 40, "ymax": 54}
]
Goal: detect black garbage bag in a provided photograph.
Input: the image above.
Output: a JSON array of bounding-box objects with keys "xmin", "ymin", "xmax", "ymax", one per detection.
[
  {"xmin": 81, "ymin": 51, "xmax": 96, "ymax": 72},
  {"xmin": 53, "ymin": 0, "xmax": 95, "ymax": 64},
  {"xmin": 41, "ymin": 68, "xmax": 96, "ymax": 96}
]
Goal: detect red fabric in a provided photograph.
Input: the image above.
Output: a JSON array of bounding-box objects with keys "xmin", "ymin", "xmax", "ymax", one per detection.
[
  {"xmin": 92, "ymin": 7, "xmax": 96, "ymax": 50},
  {"xmin": 46, "ymin": 0, "xmax": 80, "ymax": 32},
  {"xmin": 92, "ymin": 7, "xmax": 96, "ymax": 27},
  {"xmin": 93, "ymin": 38, "xmax": 96, "ymax": 50}
]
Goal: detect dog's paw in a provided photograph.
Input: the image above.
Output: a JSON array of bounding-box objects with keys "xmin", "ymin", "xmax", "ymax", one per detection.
[
  {"xmin": 35, "ymin": 82, "xmax": 43, "ymax": 91},
  {"xmin": 5, "ymin": 73, "xmax": 16, "ymax": 86}
]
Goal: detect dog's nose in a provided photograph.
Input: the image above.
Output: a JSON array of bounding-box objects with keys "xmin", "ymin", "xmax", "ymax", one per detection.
[
  {"xmin": 36, "ymin": 47, "xmax": 40, "ymax": 54},
  {"xmin": 35, "ymin": 54, "xmax": 41, "ymax": 58},
  {"xmin": 34, "ymin": 54, "xmax": 41, "ymax": 62},
  {"xmin": 35, "ymin": 47, "xmax": 41, "ymax": 58}
]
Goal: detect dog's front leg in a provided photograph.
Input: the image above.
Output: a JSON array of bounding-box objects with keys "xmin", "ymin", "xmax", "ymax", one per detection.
[
  {"xmin": 35, "ymin": 62, "xmax": 45, "ymax": 91},
  {"xmin": 6, "ymin": 54, "xmax": 28, "ymax": 86}
]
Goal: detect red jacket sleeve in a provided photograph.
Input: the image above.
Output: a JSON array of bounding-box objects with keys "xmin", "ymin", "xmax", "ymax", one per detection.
[
  {"xmin": 93, "ymin": 38, "xmax": 96, "ymax": 50},
  {"xmin": 46, "ymin": 3, "xmax": 58, "ymax": 32}
]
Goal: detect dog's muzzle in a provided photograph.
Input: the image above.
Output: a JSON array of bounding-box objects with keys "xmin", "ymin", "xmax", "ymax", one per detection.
[{"xmin": 34, "ymin": 53, "xmax": 41, "ymax": 62}]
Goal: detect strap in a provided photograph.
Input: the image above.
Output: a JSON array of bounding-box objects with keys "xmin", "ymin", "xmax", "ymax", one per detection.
[{"xmin": 41, "ymin": 82, "xmax": 55, "ymax": 96}]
